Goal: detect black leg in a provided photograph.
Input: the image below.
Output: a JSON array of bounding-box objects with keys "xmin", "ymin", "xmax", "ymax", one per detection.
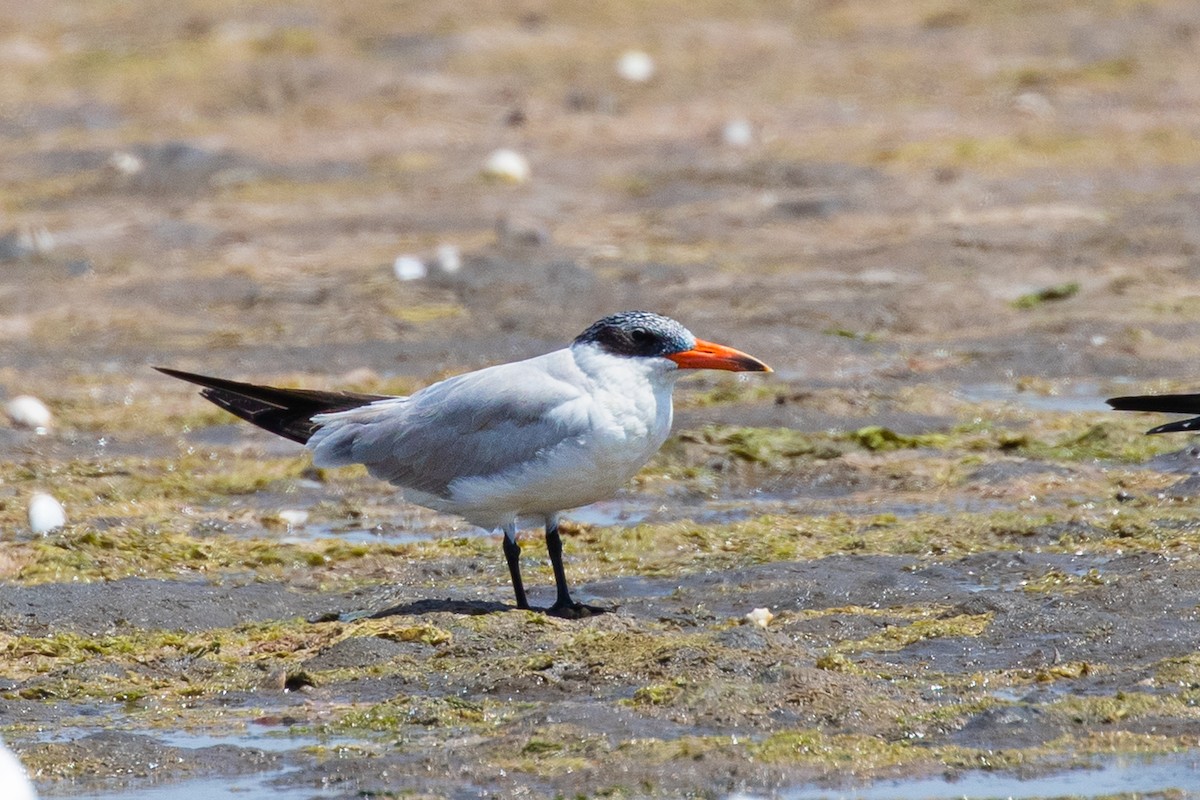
[
  {"xmin": 545, "ymin": 520, "xmax": 574, "ymax": 608},
  {"xmin": 502, "ymin": 533, "xmax": 529, "ymax": 610},
  {"xmin": 545, "ymin": 518, "xmax": 609, "ymax": 619}
]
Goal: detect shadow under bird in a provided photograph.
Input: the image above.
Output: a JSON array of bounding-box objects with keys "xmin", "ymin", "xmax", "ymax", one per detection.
[
  {"xmin": 1108, "ymin": 392, "xmax": 1200, "ymax": 434},
  {"xmin": 157, "ymin": 311, "xmax": 771, "ymax": 618}
]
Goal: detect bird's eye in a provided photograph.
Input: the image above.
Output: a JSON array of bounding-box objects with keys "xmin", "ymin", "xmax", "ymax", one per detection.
[{"xmin": 629, "ymin": 327, "xmax": 653, "ymax": 344}]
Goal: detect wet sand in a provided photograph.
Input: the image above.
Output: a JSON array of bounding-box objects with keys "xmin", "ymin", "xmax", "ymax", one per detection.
[{"xmin": 4, "ymin": 1, "xmax": 1200, "ymax": 797}]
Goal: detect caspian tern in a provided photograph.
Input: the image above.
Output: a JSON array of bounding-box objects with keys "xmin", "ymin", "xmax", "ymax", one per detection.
[
  {"xmin": 158, "ymin": 311, "xmax": 771, "ymax": 617},
  {"xmin": 0, "ymin": 738, "xmax": 35, "ymax": 800},
  {"xmin": 1108, "ymin": 392, "xmax": 1200, "ymax": 434}
]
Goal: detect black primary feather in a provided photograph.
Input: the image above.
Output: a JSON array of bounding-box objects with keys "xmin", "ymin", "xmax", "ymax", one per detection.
[
  {"xmin": 156, "ymin": 367, "xmax": 390, "ymax": 444},
  {"xmin": 1107, "ymin": 393, "xmax": 1200, "ymax": 436}
]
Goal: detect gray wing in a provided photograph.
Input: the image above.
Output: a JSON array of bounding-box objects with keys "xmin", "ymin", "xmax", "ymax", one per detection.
[{"xmin": 306, "ymin": 351, "xmax": 592, "ymax": 497}]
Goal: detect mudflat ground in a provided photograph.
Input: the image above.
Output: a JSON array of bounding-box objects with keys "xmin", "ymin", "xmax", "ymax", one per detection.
[{"xmin": 3, "ymin": 1, "xmax": 1200, "ymax": 798}]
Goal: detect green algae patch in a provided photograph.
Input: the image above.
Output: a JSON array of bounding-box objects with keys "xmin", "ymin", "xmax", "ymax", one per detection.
[
  {"xmin": 679, "ymin": 426, "xmax": 843, "ymax": 464},
  {"xmin": 1035, "ymin": 661, "xmax": 1094, "ymax": 683},
  {"xmin": 1021, "ymin": 568, "xmax": 1107, "ymax": 594},
  {"xmin": 10, "ymin": 521, "xmax": 500, "ymax": 588},
  {"xmin": 15, "ymin": 526, "xmax": 386, "ymax": 585},
  {"xmin": 619, "ymin": 729, "xmax": 1001, "ymax": 777},
  {"xmin": 848, "ymin": 425, "xmax": 949, "ymax": 452},
  {"xmin": 566, "ymin": 509, "xmax": 1088, "ymax": 584},
  {"xmin": 1026, "ymin": 422, "xmax": 1149, "ymax": 463},
  {"xmin": 560, "ymin": 627, "xmax": 721, "ymax": 679},
  {"xmin": 327, "ymin": 695, "xmax": 501, "ymax": 733},
  {"xmin": 3, "ymin": 451, "xmax": 315, "ymax": 526},
  {"xmin": 814, "ymin": 652, "xmax": 857, "ymax": 673},
  {"xmin": 631, "ymin": 681, "xmax": 685, "ymax": 706},
  {"xmin": 752, "ymin": 729, "xmax": 926, "ymax": 769},
  {"xmin": 0, "ymin": 617, "xmax": 352, "ymax": 702},
  {"xmin": 1013, "ymin": 282, "xmax": 1081, "ymax": 309},
  {"xmin": 2, "ymin": 630, "xmax": 199, "ymax": 675},
  {"xmin": 679, "ymin": 379, "xmax": 780, "ymax": 409},
  {"xmin": 667, "ymin": 417, "xmax": 1168, "ymax": 475},
  {"xmin": 1153, "ymin": 653, "xmax": 1200, "ymax": 687},
  {"xmin": 1049, "ymin": 692, "xmax": 1200, "ymax": 726},
  {"xmin": 353, "ymin": 619, "xmax": 453, "ymax": 647},
  {"xmin": 833, "ymin": 613, "xmax": 993, "ymax": 656}
]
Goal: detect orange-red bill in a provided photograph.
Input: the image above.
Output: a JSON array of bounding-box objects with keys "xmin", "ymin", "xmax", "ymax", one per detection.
[{"xmin": 666, "ymin": 338, "xmax": 772, "ymax": 372}]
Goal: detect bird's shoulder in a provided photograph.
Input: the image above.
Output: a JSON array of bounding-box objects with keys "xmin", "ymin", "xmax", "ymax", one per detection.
[{"xmin": 408, "ymin": 348, "xmax": 592, "ymax": 428}]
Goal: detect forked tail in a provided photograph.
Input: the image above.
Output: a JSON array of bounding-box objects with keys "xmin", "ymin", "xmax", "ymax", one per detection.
[{"xmin": 156, "ymin": 367, "xmax": 390, "ymax": 444}]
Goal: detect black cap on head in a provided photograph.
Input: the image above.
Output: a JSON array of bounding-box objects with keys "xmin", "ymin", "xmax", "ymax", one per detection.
[{"xmin": 573, "ymin": 311, "xmax": 695, "ymax": 358}]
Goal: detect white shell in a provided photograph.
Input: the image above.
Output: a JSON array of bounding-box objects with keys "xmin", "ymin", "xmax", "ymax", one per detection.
[
  {"xmin": 745, "ymin": 607, "xmax": 775, "ymax": 629},
  {"xmin": 722, "ymin": 118, "xmax": 754, "ymax": 148},
  {"xmin": 482, "ymin": 149, "xmax": 531, "ymax": 184},
  {"xmin": 5, "ymin": 395, "xmax": 51, "ymax": 431},
  {"xmin": 277, "ymin": 509, "xmax": 309, "ymax": 527},
  {"xmin": 1014, "ymin": 91, "xmax": 1054, "ymax": 119},
  {"xmin": 616, "ymin": 50, "xmax": 655, "ymax": 83},
  {"xmin": 28, "ymin": 492, "xmax": 66, "ymax": 534},
  {"xmin": 108, "ymin": 150, "xmax": 144, "ymax": 175},
  {"xmin": 392, "ymin": 255, "xmax": 427, "ymax": 282},
  {"xmin": 436, "ymin": 243, "xmax": 462, "ymax": 274}
]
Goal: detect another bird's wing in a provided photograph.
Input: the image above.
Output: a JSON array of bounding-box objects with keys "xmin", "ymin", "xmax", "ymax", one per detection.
[
  {"xmin": 307, "ymin": 352, "xmax": 593, "ymax": 496},
  {"xmin": 1108, "ymin": 393, "xmax": 1200, "ymax": 434}
]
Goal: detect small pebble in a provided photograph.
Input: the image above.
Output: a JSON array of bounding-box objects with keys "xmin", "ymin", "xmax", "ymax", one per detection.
[
  {"xmin": 5, "ymin": 395, "xmax": 52, "ymax": 431},
  {"xmin": 392, "ymin": 255, "xmax": 427, "ymax": 281},
  {"xmin": 745, "ymin": 607, "xmax": 775, "ymax": 629},
  {"xmin": 616, "ymin": 50, "xmax": 655, "ymax": 83},
  {"xmin": 277, "ymin": 509, "xmax": 309, "ymax": 527},
  {"xmin": 482, "ymin": 148, "xmax": 531, "ymax": 183},
  {"xmin": 28, "ymin": 492, "xmax": 66, "ymax": 534},
  {"xmin": 436, "ymin": 243, "xmax": 462, "ymax": 274},
  {"xmin": 722, "ymin": 118, "xmax": 754, "ymax": 148}
]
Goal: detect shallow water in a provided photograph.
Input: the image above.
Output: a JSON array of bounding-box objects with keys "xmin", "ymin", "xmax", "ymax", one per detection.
[
  {"xmin": 63, "ymin": 772, "xmax": 341, "ymax": 800},
  {"xmin": 957, "ymin": 382, "xmax": 1114, "ymax": 414},
  {"xmin": 778, "ymin": 752, "xmax": 1200, "ymax": 800},
  {"xmin": 60, "ymin": 748, "xmax": 1200, "ymax": 799},
  {"xmin": 282, "ymin": 520, "xmax": 449, "ymax": 546},
  {"xmin": 38, "ymin": 727, "xmax": 359, "ymax": 800},
  {"xmin": 35, "ymin": 726, "xmax": 337, "ymax": 753}
]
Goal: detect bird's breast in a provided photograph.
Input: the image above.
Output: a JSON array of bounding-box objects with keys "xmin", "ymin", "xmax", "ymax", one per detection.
[
  {"xmin": 586, "ymin": 378, "xmax": 673, "ymax": 460},
  {"xmin": 443, "ymin": 377, "xmax": 673, "ymax": 524}
]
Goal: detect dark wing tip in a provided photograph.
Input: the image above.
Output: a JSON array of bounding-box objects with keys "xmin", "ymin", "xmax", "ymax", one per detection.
[
  {"xmin": 1106, "ymin": 394, "xmax": 1161, "ymax": 411},
  {"xmin": 154, "ymin": 365, "xmax": 193, "ymax": 380},
  {"xmin": 1107, "ymin": 393, "xmax": 1200, "ymax": 412},
  {"xmin": 1106, "ymin": 393, "xmax": 1200, "ymax": 436},
  {"xmin": 1146, "ymin": 418, "xmax": 1200, "ymax": 435}
]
